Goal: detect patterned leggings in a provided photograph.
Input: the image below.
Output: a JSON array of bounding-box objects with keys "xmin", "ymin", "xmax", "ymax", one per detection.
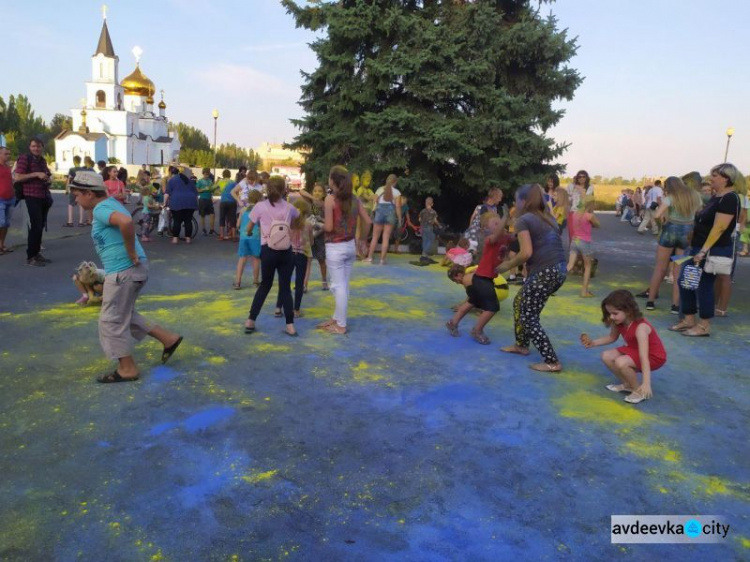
[{"xmin": 513, "ymin": 263, "xmax": 566, "ymax": 364}]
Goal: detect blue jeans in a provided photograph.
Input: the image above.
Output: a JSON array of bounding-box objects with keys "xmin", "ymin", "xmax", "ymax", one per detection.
[
  {"xmin": 0, "ymin": 197, "xmax": 15, "ymax": 228},
  {"xmin": 421, "ymin": 226, "xmax": 435, "ymax": 256},
  {"xmin": 678, "ymin": 245, "xmax": 732, "ymax": 320}
]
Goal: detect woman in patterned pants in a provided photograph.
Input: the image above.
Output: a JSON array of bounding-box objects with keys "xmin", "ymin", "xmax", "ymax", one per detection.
[{"xmin": 498, "ymin": 184, "xmax": 567, "ymax": 372}]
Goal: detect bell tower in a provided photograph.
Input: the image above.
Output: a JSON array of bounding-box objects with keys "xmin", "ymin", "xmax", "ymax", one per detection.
[{"xmin": 85, "ymin": 5, "xmax": 124, "ymax": 110}]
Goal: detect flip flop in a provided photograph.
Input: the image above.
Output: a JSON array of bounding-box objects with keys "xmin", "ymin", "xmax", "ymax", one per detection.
[
  {"xmin": 606, "ymin": 384, "xmax": 633, "ymax": 393},
  {"xmin": 97, "ymin": 370, "xmax": 139, "ymax": 384},
  {"xmin": 529, "ymin": 362, "xmax": 563, "ymax": 372},
  {"xmin": 668, "ymin": 322, "xmax": 693, "ymax": 332},
  {"xmin": 244, "ymin": 325, "xmax": 255, "ymax": 334},
  {"xmin": 682, "ymin": 326, "xmax": 710, "ymax": 337},
  {"xmin": 283, "ymin": 330, "xmax": 299, "ymax": 337},
  {"xmin": 161, "ymin": 336, "xmax": 183, "ymax": 363},
  {"xmin": 274, "ymin": 310, "xmax": 283, "ymax": 318},
  {"xmin": 624, "ymin": 391, "xmax": 648, "ymax": 404}
]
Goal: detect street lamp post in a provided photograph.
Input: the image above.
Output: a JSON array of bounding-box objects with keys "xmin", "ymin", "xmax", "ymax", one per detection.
[
  {"xmin": 724, "ymin": 127, "xmax": 734, "ymax": 162},
  {"xmin": 212, "ymin": 109, "xmax": 219, "ymax": 179}
]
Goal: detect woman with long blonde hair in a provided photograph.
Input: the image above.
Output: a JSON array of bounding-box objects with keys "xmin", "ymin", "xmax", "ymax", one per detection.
[
  {"xmin": 636, "ymin": 176, "xmax": 702, "ymax": 312},
  {"xmin": 365, "ymin": 173, "xmax": 401, "ymax": 264}
]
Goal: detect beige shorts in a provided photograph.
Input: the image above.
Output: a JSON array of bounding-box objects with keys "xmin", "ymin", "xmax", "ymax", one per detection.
[{"xmin": 99, "ymin": 262, "xmax": 152, "ymax": 360}]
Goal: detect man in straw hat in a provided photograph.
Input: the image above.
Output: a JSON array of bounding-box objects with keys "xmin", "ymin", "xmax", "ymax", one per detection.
[{"xmin": 70, "ymin": 171, "xmax": 183, "ymax": 383}]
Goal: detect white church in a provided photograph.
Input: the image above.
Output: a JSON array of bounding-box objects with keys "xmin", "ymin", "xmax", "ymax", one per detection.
[{"xmin": 55, "ymin": 11, "xmax": 180, "ymax": 170}]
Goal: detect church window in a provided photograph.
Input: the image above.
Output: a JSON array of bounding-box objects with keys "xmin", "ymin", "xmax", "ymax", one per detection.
[
  {"xmin": 100, "ymin": 62, "xmax": 103, "ymax": 78},
  {"xmin": 96, "ymin": 90, "xmax": 106, "ymax": 108}
]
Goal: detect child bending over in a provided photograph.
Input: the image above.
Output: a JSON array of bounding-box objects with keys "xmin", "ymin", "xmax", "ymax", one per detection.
[
  {"xmin": 441, "ymin": 237, "xmax": 472, "ymax": 267},
  {"xmin": 445, "ymin": 213, "xmax": 506, "ymax": 345},
  {"xmin": 580, "ymin": 289, "xmax": 666, "ymax": 404}
]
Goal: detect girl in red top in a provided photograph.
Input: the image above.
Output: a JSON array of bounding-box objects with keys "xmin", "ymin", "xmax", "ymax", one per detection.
[
  {"xmin": 580, "ymin": 289, "xmax": 667, "ymax": 404},
  {"xmin": 317, "ymin": 166, "xmax": 372, "ymax": 334}
]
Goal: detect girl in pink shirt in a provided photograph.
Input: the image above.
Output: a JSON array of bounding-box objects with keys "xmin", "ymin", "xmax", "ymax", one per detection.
[
  {"xmin": 104, "ymin": 166, "xmax": 127, "ymax": 202},
  {"xmin": 566, "ymin": 198, "xmax": 599, "ymax": 297}
]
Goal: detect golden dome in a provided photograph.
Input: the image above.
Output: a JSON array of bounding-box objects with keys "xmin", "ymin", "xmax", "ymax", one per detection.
[
  {"xmin": 158, "ymin": 100, "xmax": 166, "ymax": 109},
  {"xmin": 146, "ymin": 96, "xmax": 154, "ymax": 105},
  {"xmin": 121, "ymin": 64, "xmax": 155, "ymax": 97}
]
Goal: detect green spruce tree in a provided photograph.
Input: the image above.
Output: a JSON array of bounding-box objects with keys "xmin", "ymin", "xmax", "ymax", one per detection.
[{"xmin": 283, "ymin": 0, "xmax": 581, "ymax": 221}]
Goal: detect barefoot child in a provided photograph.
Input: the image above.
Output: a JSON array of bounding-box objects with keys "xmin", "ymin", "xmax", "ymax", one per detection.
[
  {"xmin": 567, "ymin": 197, "xmax": 599, "ymax": 297},
  {"xmin": 580, "ymin": 289, "xmax": 666, "ymax": 404},
  {"xmin": 445, "ymin": 213, "xmax": 507, "ymax": 344},
  {"xmin": 234, "ymin": 190, "xmax": 262, "ymax": 289}
]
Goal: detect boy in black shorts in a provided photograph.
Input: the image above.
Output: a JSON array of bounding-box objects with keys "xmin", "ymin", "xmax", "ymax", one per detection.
[{"xmin": 446, "ymin": 213, "xmax": 506, "ymax": 344}]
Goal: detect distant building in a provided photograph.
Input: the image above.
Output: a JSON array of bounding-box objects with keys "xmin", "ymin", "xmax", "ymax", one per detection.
[
  {"xmin": 257, "ymin": 142, "xmax": 305, "ymax": 168},
  {"xmin": 54, "ymin": 11, "xmax": 180, "ymax": 170}
]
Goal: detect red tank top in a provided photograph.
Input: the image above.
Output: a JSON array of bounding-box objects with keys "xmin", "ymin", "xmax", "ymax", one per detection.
[
  {"xmin": 325, "ymin": 197, "xmax": 359, "ymax": 243},
  {"xmin": 617, "ymin": 318, "xmax": 667, "ymax": 364}
]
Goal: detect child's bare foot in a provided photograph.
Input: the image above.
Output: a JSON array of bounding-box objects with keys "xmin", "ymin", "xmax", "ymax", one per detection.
[
  {"xmin": 529, "ymin": 362, "xmax": 562, "ymax": 372},
  {"xmin": 580, "ymin": 291, "xmax": 595, "ymax": 298},
  {"xmin": 470, "ymin": 328, "xmax": 490, "ymax": 345},
  {"xmin": 500, "ymin": 345, "xmax": 530, "ymax": 356}
]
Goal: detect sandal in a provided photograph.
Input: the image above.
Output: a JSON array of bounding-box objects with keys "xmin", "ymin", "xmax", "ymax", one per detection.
[
  {"xmin": 1, "ymin": 247, "xmax": 12, "ymax": 253},
  {"xmin": 324, "ymin": 323, "xmax": 346, "ymax": 335},
  {"xmin": 738, "ymin": 251, "xmax": 749, "ymax": 257},
  {"xmin": 97, "ymin": 370, "xmax": 139, "ymax": 384},
  {"xmin": 500, "ymin": 345, "xmax": 530, "ymax": 356},
  {"xmin": 682, "ymin": 324, "xmax": 710, "ymax": 337},
  {"xmin": 529, "ymin": 362, "xmax": 563, "ymax": 372},
  {"xmin": 274, "ymin": 309, "xmax": 283, "ymax": 318},
  {"xmin": 283, "ymin": 329, "xmax": 299, "ymax": 337},
  {"xmin": 715, "ymin": 309, "xmax": 728, "ymax": 317},
  {"xmin": 233, "ymin": 282, "xmax": 241, "ymax": 290},
  {"xmin": 294, "ymin": 310, "xmax": 304, "ymax": 318},
  {"xmin": 624, "ymin": 391, "xmax": 648, "ymax": 404},
  {"xmin": 606, "ymin": 384, "xmax": 633, "ymax": 393},
  {"xmin": 316, "ymin": 319, "xmax": 336, "ymax": 329},
  {"xmin": 470, "ymin": 329, "xmax": 490, "ymax": 345},
  {"xmin": 445, "ymin": 320, "xmax": 460, "ymax": 337},
  {"xmin": 244, "ymin": 324, "xmax": 256, "ymax": 334},
  {"xmin": 668, "ymin": 321, "xmax": 694, "ymax": 332},
  {"xmin": 161, "ymin": 336, "xmax": 183, "ymax": 364},
  {"xmin": 62, "ymin": 222, "xmax": 74, "ymax": 227}
]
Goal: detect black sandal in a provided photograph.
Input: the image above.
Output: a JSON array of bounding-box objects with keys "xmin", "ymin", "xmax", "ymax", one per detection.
[
  {"xmin": 244, "ymin": 325, "xmax": 255, "ymax": 334},
  {"xmin": 161, "ymin": 336, "xmax": 183, "ymax": 364},
  {"xmin": 97, "ymin": 370, "xmax": 139, "ymax": 383}
]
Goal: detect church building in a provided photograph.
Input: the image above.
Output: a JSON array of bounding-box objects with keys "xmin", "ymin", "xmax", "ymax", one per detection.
[{"xmin": 55, "ymin": 10, "xmax": 180, "ymax": 170}]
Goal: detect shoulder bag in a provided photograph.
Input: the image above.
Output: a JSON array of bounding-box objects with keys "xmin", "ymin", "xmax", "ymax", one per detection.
[{"xmin": 703, "ymin": 192, "xmax": 740, "ymax": 275}]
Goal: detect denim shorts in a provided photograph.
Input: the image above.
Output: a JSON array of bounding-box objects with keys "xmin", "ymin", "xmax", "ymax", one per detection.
[
  {"xmin": 373, "ymin": 203, "xmax": 396, "ymax": 225},
  {"xmin": 0, "ymin": 197, "xmax": 15, "ymax": 228},
  {"xmin": 571, "ymin": 237, "xmax": 593, "ymax": 256},
  {"xmin": 659, "ymin": 222, "xmax": 692, "ymax": 249},
  {"xmin": 238, "ymin": 238, "xmax": 261, "ymax": 258}
]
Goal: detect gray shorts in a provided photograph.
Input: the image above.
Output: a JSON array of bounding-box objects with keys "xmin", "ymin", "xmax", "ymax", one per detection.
[
  {"xmin": 99, "ymin": 262, "xmax": 152, "ymax": 359},
  {"xmin": 68, "ymin": 191, "xmax": 77, "ymax": 206}
]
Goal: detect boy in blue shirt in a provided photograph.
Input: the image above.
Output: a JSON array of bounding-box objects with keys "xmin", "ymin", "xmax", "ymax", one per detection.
[{"xmin": 70, "ymin": 171, "xmax": 183, "ymax": 383}]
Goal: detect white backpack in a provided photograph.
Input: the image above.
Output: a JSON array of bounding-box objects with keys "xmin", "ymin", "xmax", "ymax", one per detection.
[{"xmin": 267, "ymin": 206, "xmax": 293, "ymax": 251}]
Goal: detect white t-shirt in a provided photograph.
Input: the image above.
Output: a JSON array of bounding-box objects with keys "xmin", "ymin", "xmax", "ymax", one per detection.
[
  {"xmin": 645, "ymin": 186, "xmax": 663, "ymax": 207},
  {"xmin": 567, "ymin": 184, "xmax": 594, "ymax": 210},
  {"xmin": 375, "ymin": 186, "xmax": 401, "ymax": 205}
]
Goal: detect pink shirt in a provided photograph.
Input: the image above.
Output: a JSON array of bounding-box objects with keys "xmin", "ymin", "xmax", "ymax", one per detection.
[
  {"xmin": 104, "ymin": 179, "xmax": 126, "ymax": 200},
  {"xmin": 249, "ymin": 199, "xmax": 300, "ymax": 246},
  {"xmin": 568, "ymin": 211, "xmax": 593, "ymax": 242}
]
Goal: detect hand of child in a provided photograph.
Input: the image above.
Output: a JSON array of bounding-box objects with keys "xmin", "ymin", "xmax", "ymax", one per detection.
[
  {"xmin": 580, "ymin": 333, "xmax": 593, "ymax": 348},
  {"xmin": 637, "ymin": 382, "xmax": 653, "ymax": 399}
]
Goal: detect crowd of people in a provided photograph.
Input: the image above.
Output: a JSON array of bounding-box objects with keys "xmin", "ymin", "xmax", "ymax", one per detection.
[{"xmin": 2, "ymin": 137, "xmax": 747, "ymax": 404}]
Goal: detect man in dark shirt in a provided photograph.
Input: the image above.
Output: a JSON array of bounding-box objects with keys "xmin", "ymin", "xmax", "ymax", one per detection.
[{"xmin": 13, "ymin": 137, "xmax": 53, "ymax": 266}]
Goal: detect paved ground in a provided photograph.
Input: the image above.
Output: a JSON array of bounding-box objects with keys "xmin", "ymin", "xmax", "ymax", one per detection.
[{"xmin": 1, "ymin": 194, "xmax": 748, "ymax": 561}]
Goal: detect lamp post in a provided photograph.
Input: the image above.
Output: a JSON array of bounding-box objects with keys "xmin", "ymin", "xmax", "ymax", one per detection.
[
  {"xmin": 212, "ymin": 109, "xmax": 219, "ymax": 179},
  {"xmin": 724, "ymin": 127, "xmax": 735, "ymax": 162}
]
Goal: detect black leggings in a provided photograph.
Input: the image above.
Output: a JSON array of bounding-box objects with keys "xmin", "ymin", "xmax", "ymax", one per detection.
[
  {"xmin": 26, "ymin": 195, "xmax": 53, "ymax": 259},
  {"xmin": 276, "ymin": 252, "xmax": 308, "ymax": 312},
  {"xmin": 171, "ymin": 209, "xmax": 195, "ymax": 238},
  {"xmin": 513, "ymin": 263, "xmax": 566, "ymax": 364},
  {"xmin": 249, "ymin": 246, "xmax": 294, "ymax": 323}
]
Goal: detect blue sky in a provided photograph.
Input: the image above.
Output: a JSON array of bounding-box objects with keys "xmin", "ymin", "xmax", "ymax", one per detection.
[{"xmin": 4, "ymin": 0, "xmax": 749, "ymax": 178}]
